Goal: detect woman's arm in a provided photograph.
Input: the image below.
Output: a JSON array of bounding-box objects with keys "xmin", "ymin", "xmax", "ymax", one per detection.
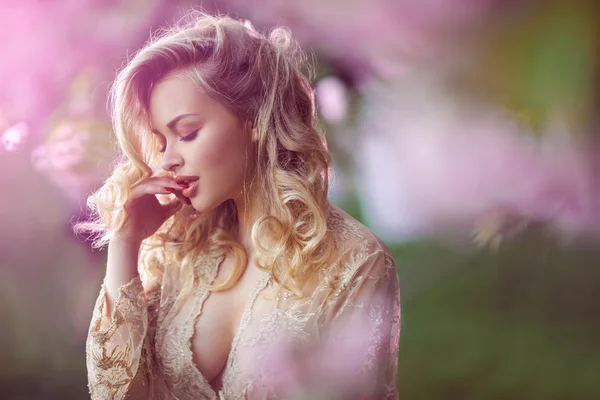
[
  {"xmin": 86, "ymin": 175, "xmax": 185, "ymax": 399},
  {"xmin": 103, "ymin": 237, "xmax": 142, "ymax": 318},
  {"xmin": 263, "ymin": 248, "xmax": 401, "ymax": 399},
  {"xmin": 319, "ymin": 249, "xmax": 402, "ymax": 399},
  {"xmin": 339, "ymin": 250, "xmax": 401, "ymax": 399},
  {"xmin": 86, "ymin": 238, "xmax": 167, "ymax": 400}
]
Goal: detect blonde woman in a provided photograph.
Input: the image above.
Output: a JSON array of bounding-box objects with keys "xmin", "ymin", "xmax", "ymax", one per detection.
[{"xmin": 79, "ymin": 12, "xmax": 400, "ymax": 400}]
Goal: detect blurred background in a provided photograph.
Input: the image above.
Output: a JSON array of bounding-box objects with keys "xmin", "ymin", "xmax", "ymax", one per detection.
[{"xmin": 1, "ymin": 0, "xmax": 599, "ymax": 398}]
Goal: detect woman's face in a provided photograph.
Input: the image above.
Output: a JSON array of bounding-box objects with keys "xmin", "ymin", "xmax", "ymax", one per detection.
[{"xmin": 148, "ymin": 74, "xmax": 255, "ymax": 212}]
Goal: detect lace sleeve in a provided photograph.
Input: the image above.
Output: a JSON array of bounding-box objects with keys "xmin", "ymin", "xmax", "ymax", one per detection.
[
  {"xmin": 324, "ymin": 249, "xmax": 402, "ymax": 399},
  {"xmin": 86, "ymin": 275, "xmax": 169, "ymax": 399}
]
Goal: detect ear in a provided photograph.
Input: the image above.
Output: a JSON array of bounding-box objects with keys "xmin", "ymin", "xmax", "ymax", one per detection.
[{"xmin": 247, "ymin": 120, "xmax": 259, "ymax": 142}]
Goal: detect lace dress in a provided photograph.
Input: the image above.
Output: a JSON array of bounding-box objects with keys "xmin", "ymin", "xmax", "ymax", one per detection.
[{"xmin": 86, "ymin": 206, "xmax": 401, "ymax": 399}]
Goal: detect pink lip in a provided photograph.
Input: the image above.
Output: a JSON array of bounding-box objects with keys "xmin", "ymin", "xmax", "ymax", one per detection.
[
  {"xmin": 181, "ymin": 180, "xmax": 198, "ymax": 198},
  {"xmin": 174, "ymin": 175, "xmax": 199, "ymax": 185}
]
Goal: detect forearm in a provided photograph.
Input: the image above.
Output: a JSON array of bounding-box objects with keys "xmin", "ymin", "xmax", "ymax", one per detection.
[
  {"xmin": 87, "ymin": 261, "xmax": 151, "ymax": 400},
  {"xmin": 104, "ymin": 236, "xmax": 142, "ymax": 316}
]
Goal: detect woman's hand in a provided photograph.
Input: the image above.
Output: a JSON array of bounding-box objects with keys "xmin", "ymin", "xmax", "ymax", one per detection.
[
  {"xmin": 103, "ymin": 175, "xmax": 187, "ymax": 306},
  {"xmin": 115, "ymin": 175, "xmax": 189, "ymax": 243}
]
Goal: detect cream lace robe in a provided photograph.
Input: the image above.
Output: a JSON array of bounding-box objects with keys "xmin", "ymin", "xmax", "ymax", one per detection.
[{"xmin": 86, "ymin": 206, "xmax": 401, "ymax": 399}]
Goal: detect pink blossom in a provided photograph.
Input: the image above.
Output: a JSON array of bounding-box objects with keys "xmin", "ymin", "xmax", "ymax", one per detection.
[
  {"xmin": 316, "ymin": 77, "xmax": 349, "ymax": 124},
  {"xmin": 31, "ymin": 119, "xmax": 114, "ymax": 204},
  {"xmin": 1, "ymin": 122, "xmax": 29, "ymax": 152},
  {"xmin": 355, "ymin": 78, "xmax": 597, "ymax": 242}
]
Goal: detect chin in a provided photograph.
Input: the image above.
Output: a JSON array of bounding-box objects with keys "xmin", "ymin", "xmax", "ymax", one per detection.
[
  {"xmin": 188, "ymin": 198, "xmax": 205, "ymax": 212},
  {"xmin": 188, "ymin": 196, "xmax": 219, "ymax": 213}
]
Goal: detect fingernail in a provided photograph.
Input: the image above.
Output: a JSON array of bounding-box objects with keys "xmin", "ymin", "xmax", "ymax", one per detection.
[
  {"xmin": 184, "ymin": 198, "xmax": 192, "ymax": 205},
  {"xmin": 165, "ymin": 187, "xmax": 175, "ymax": 192}
]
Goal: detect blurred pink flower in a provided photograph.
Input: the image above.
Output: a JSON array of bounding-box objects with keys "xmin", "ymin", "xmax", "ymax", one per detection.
[
  {"xmin": 1, "ymin": 122, "xmax": 29, "ymax": 152},
  {"xmin": 31, "ymin": 119, "xmax": 114, "ymax": 204},
  {"xmin": 242, "ymin": 313, "xmax": 389, "ymax": 399},
  {"xmin": 355, "ymin": 77, "xmax": 597, "ymax": 242},
  {"xmin": 316, "ymin": 76, "xmax": 349, "ymax": 124},
  {"xmin": 228, "ymin": 0, "xmax": 518, "ymax": 77},
  {"xmin": 0, "ymin": 0, "xmax": 165, "ymax": 128}
]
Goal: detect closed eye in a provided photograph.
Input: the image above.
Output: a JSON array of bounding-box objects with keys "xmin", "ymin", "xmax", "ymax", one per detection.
[
  {"xmin": 159, "ymin": 130, "xmax": 198, "ymax": 153},
  {"xmin": 181, "ymin": 130, "xmax": 198, "ymax": 142}
]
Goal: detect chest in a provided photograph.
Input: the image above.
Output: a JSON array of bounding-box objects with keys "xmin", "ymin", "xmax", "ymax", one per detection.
[
  {"xmin": 190, "ymin": 257, "xmax": 266, "ymax": 386},
  {"xmin": 155, "ymin": 256, "xmax": 328, "ymax": 397}
]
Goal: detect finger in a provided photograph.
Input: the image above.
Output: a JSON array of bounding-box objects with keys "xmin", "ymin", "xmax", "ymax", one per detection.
[
  {"xmin": 132, "ymin": 175, "xmax": 186, "ymax": 188},
  {"xmin": 146, "ymin": 177, "xmax": 188, "ymax": 190},
  {"xmin": 148, "ymin": 185, "xmax": 190, "ymax": 206},
  {"xmin": 130, "ymin": 182, "xmax": 176, "ymax": 199}
]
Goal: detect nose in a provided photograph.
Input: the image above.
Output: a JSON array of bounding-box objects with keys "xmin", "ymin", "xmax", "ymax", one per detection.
[{"xmin": 160, "ymin": 148, "xmax": 184, "ymax": 173}]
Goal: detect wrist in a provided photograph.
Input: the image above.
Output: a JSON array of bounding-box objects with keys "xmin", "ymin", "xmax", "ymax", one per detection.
[{"xmin": 110, "ymin": 232, "xmax": 143, "ymax": 248}]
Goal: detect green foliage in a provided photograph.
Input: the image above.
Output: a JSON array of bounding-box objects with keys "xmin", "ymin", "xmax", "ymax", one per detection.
[{"xmin": 394, "ymin": 232, "xmax": 600, "ymax": 399}]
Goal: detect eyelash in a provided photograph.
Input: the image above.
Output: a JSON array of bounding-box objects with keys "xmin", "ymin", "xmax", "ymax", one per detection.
[{"xmin": 159, "ymin": 130, "xmax": 198, "ymax": 153}]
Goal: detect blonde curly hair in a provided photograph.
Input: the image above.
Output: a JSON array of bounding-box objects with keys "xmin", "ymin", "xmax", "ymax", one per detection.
[{"xmin": 76, "ymin": 12, "xmax": 334, "ymax": 297}]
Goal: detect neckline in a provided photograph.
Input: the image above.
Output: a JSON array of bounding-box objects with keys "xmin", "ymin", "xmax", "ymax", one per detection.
[
  {"xmin": 181, "ymin": 255, "xmax": 271, "ymax": 397},
  {"xmin": 217, "ymin": 269, "xmax": 271, "ymax": 394}
]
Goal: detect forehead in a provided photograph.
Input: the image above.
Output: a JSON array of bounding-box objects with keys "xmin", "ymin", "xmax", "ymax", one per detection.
[{"xmin": 147, "ymin": 74, "xmax": 210, "ymax": 129}]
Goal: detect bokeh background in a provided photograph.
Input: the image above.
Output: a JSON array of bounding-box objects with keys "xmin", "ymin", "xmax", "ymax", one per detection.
[{"xmin": 1, "ymin": 0, "xmax": 599, "ymax": 399}]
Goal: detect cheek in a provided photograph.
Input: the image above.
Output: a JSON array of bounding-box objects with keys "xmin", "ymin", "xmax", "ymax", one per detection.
[{"xmin": 193, "ymin": 128, "xmax": 249, "ymax": 176}]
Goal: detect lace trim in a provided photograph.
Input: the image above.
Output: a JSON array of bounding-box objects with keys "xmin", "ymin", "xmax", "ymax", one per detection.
[
  {"xmin": 87, "ymin": 277, "xmax": 147, "ymax": 400},
  {"xmin": 91, "ymin": 276, "xmax": 145, "ymax": 338},
  {"xmin": 327, "ymin": 207, "xmax": 364, "ymax": 248},
  {"xmin": 155, "ymin": 257, "xmax": 221, "ymax": 400},
  {"xmin": 174, "ymin": 287, "xmax": 215, "ymax": 399}
]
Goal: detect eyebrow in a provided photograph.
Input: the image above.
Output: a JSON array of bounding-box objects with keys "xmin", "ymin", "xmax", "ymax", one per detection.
[{"xmin": 152, "ymin": 113, "xmax": 200, "ymax": 135}]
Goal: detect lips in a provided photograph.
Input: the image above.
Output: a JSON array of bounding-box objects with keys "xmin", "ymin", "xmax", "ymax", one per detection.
[
  {"xmin": 174, "ymin": 175, "xmax": 199, "ymax": 198},
  {"xmin": 174, "ymin": 175, "xmax": 199, "ymax": 185},
  {"xmin": 181, "ymin": 180, "xmax": 199, "ymax": 198}
]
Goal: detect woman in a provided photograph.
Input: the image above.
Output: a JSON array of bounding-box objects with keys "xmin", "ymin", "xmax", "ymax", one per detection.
[{"xmin": 79, "ymin": 12, "xmax": 400, "ymax": 400}]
